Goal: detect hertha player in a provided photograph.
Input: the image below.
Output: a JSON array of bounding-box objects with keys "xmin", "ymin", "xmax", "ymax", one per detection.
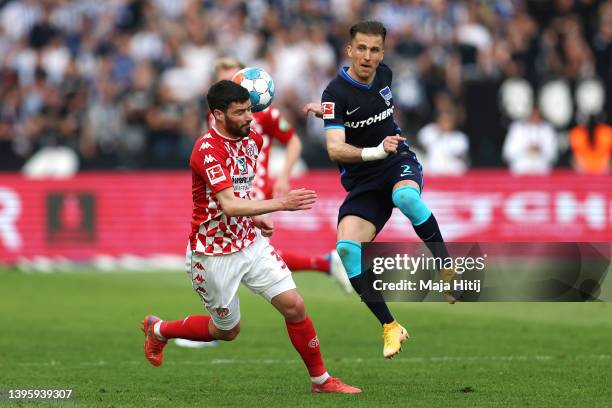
[
  {"xmin": 304, "ymin": 21, "xmax": 455, "ymax": 359},
  {"xmin": 141, "ymin": 80, "xmax": 360, "ymax": 394}
]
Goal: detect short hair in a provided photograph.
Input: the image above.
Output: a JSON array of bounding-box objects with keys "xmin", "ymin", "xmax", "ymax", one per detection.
[
  {"xmin": 214, "ymin": 57, "xmax": 245, "ymax": 77},
  {"xmin": 349, "ymin": 20, "xmax": 386, "ymax": 43},
  {"xmin": 207, "ymin": 80, "xmax": 250, "ymax": 113}
]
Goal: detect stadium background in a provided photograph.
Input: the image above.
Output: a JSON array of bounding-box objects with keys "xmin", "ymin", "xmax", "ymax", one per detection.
[
  {"xmin": 0, "ymin": 1, "xmax": 611, "ymax": 406},
  {"xmin": 0, "ymin": 0, "xmax": 610, "ymax": 264}
]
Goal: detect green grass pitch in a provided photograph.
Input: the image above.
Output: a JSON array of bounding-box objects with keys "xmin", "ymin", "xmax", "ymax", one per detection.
[{"xmin": 1, "ymin": 269, "xmax": 611, "ymax": 407}]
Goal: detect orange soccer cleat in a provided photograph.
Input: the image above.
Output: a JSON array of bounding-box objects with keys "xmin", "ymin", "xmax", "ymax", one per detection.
[
  {"xmin": 141, "ymin": 315, "xmax": 167, "ymax": 366},
  {"xmin": 311, "ymin": 377, "xmax": 362, "ymax": 394}
]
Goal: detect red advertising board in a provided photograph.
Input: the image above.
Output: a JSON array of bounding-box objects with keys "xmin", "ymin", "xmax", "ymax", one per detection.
[{"xmin": 0, "ymin": 170, "xmax": 610, "ymax": 264}]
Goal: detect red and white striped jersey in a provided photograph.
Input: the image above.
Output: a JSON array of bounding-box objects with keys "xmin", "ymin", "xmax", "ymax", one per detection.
[
  {"xmin": 189, "ymin": 127, "xmax": 264, "ymax": 256},
  {"xmin": 207, "ymin": 105, "xmax": 294, "ymax": 199}
]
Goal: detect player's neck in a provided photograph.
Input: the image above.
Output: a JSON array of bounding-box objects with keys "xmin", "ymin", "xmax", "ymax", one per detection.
[
  {"xmin": 212, "ymin": 125, "xmax": 241, "ymax": 141},
  {"xmin": 347, "ymin": 66, "xmax": 375, "ymax": 84}
]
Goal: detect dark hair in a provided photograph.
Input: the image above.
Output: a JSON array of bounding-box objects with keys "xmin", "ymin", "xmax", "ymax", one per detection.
[
  {"xmin": 350, "ymin": 20, "xmax": 386, "ymax": 43},
  {"xmin": 206, "ymin": 80, "xmax": 250, "ymax": 113}
]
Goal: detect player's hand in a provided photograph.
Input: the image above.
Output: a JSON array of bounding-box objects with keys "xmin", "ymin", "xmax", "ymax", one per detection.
[
  {"xmin": 273, "ymin": 176, "xmax": 290, "ymax": 198},
  {"xmin": 253, "ymin": 216, "xmax": 274, "ymax": 237},
  {"xmin": 302, "ymin": 102, "xmax": 323, "ymax": 118},
  {"xmin": 281, "ymin": 188, "xmax": 317, "ymax": 211},
  {"xmin": 383, "ymin": 134, "xmax": 406, "ymax": 154}
]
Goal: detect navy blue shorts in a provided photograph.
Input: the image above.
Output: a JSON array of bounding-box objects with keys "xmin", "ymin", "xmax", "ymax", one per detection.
[{"xmin": 338, "ymin": 150, "xmax": 423, "ymax": 235}]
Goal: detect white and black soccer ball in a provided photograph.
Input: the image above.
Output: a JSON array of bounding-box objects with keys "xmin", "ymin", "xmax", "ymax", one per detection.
[{"xmin": 232, "ymin": 67, "xmax": 275, "ymax": 112}]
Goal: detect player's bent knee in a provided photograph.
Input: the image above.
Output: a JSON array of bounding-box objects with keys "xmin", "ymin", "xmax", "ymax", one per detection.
[
  {"xmin": 392, "ymin": 186, "xmax": 431, "ymax": 226},
  {"xmin": 215, "ymin": 323, "xmax": 241, "ymax": 341},
  {"xmin": 336, "ymin": 240, "xmax": 361, "ymax": 278},
  {"xmin": 283, "ymin": 294, "xmax": 306, "ymax": 322}
]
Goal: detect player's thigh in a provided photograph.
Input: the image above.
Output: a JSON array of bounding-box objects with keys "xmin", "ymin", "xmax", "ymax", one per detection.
[
  {"xmin": 388, "ymin": 153, "xmax": 424, "ymax": 193},
  {"xmin": 186, "ymin": 247, "xmax": 246, "ymax": 330},
  {"xmin": 337, "ymin": 215, "xmax": 377, "ymax": 242},
  {"xmin": 393, "ymin": 179, "xmax": 421, "ymax": 193},
  {"xmin": 338, "ymin": 187, "xmax": 394, "ymax": 239},
  {"xmin": 241, "ymin": 237, "xmax": 297, "ymax": 302}
]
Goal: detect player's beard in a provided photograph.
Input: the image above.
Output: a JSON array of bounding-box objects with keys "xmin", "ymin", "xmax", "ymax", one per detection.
[{"xmin": 226, "ymin": 118, "xmax": 251, "ymax": 138}]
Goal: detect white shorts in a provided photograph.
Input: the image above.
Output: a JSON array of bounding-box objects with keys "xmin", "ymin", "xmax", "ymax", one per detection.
[{"xmin": 185, "ymin": 236, "xmax": 295, "ymax": 331}]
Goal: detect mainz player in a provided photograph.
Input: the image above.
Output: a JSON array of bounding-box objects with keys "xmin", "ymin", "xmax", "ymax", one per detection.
[
  {"xmin": 141, "ymin": 80, "xmax": 361, "ymax": 394},
  {"xmin": 211, "ymin": 58, "xmax": 352, "ymax": 293}
]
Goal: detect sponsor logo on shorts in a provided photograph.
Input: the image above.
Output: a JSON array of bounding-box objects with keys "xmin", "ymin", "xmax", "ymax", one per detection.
[
  {"xmin": 194, "ymin": 262, "xmax": 205, "ymax": 271},
  {"xmin": 196, "ymin": 286, "xmax": 207, "ymax": 296},
  {"xmin": 193, "ymin": 273, "xmax": 205, "ymax": 283},
  {"xmin": 216, "ymin": 308, "xmax": 230, "ymax": 318},
  {"xmin": 308, "ymin": 336, "xmax": 320, "ymax": 349}
]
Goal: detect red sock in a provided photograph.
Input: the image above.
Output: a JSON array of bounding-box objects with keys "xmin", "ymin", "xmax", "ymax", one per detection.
[
  {"xmin": 285, "ymin": 316, "xmax": 326, "ymax": 377},
  {"xmin": 278, "ymin": 250, "xmax": 330, "ymax": 273},
  {"xmin": 159, "ymin": 315, "xmax": 214, "ymax": 341}
]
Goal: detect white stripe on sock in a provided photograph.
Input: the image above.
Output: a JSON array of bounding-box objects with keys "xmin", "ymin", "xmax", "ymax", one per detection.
[
  {"xmin": 310, "ymin": 371, "xmax": 330, "ymax": 385},
  {"xmin": 153, "ymin": 321, "xmax": 166, "ymax": 341}
]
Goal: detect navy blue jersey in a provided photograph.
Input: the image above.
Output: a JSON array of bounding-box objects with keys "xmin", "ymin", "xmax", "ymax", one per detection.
[{"xmin": 321, "ymin": 63, "xmax": 408, "ymax": 191}]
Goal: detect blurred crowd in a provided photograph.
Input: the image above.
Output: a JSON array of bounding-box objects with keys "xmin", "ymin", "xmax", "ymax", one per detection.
[{"xmin": 0, "ymin": 0, "xmax": 610, "ymax": 174}]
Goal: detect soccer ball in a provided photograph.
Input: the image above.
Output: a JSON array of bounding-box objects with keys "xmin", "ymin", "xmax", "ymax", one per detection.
[{"xmin": 232, "ymin": 67, "xmax": 275, "ymax": 112}]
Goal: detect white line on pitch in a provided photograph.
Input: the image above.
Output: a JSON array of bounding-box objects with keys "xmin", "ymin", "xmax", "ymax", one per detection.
[{"xmin": 8, "ymin": 354, "xmax": 611, "ymax": 368}]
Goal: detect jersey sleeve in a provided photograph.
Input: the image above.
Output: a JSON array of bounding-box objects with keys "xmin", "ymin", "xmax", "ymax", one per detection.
[
  {"xmin": 190, "ymin": 138, "xmax": 233, "ymax": 193},
  {"xmin": 258, "ymin": 107, "xmax": 294, "ymax": 144},
  {"xmin": 321, "ymin": 87, "xmax": 346, "ymax": 130},
  {"xmin": 252, "ymin": 130, "xmax": 264, "ymax": 151}
]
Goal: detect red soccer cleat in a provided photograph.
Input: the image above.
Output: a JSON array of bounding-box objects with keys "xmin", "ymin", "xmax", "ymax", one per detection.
[
  {"xmin": 141, "ymin": 315, "xmax": 167, "ymax": 367},
  {"xmin": 311, "ymin": 377, "xmax": 362, "ymax": 394}
]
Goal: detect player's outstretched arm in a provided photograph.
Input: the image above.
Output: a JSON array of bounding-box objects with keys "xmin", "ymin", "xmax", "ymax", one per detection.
[
  {"xmin": 302, "ymin": 102, "xmax": 323, "ymax": 118},
  {"xmin": 326, "ymin": 128, "xmax": 406, "ymax": 163},
  {"xmin": 216, "ymin": 187, "xmax": 317, "ymax": 217}
]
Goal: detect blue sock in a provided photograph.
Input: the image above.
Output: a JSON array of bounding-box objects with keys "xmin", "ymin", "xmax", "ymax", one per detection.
[{"xmin": 337, "ymin": 240, "xmax": 394, "ymax": 325}]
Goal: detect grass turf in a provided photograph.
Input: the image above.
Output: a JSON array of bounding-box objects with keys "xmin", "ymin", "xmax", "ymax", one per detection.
[{"xmin": 1, "ymin": 269, "xmax": 611, "ymax": 407}]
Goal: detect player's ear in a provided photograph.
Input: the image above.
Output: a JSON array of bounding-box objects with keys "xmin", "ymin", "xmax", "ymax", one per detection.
[
  {"xmin": 346, "ymin": 43, "xmax": 352, "ymax": 58},
  {"xmin": 213, "ymin": 108, "xmax": 225, "ymax": 123}
]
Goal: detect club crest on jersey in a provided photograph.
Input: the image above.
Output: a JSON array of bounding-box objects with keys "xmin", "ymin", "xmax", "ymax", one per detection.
[
  {"xmin": 322, "ymin": 102, "xmax": 335, "ymax": 119},
  {"xmin": 216, "ymin": 308, "xmax": 230, "ymax": 318},
  {"xmin": 245, "ymin": 142, "xmax": 256, "ymax": 158},
  {"xmin": 379, "ymin": 86, "xmax": 392, "ymax": 106},
  {"xmin": 236, "ymin": 157, "xmax": 248, "ymax": 175}
]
